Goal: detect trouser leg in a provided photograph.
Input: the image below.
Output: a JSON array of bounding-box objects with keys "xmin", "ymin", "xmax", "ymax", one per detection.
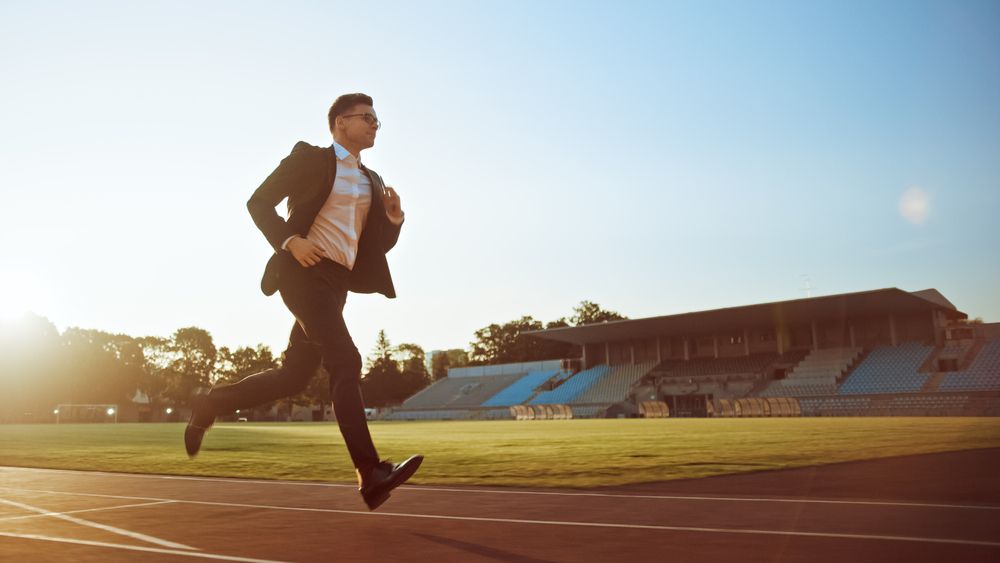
[
  {"xmin": 208, "ymin": 323, "xmax": 321, "ymax": 413},
  {"xmin": 326, "ymin": 343, "xmax": 379, "ymax": 473},
  {"xmin": 279, "ymin": 259, "xmax": 380, "ymax": 473}
]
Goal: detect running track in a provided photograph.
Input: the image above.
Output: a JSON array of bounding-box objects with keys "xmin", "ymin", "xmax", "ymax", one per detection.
[{"xmin": 1, "ymin": 448, "xmax": 998, "ymax": 562}]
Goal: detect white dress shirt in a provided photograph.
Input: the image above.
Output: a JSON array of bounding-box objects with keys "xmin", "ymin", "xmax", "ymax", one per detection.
[
  {"xmin": 281, "ymin": 141, "xmax": 403, "ymax": 270},
  {"xmin": 311, "ymin": 140, "xmax": 373, "ymax": 270},
  {"xmin": 284, "ymin": 141, "xmax": 372, "ymax": 270}
]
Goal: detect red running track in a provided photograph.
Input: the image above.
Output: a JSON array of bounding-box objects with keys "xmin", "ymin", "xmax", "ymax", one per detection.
[{"xmin": 1, "ymin": 448, "xmax": 998, "ymax": 562}]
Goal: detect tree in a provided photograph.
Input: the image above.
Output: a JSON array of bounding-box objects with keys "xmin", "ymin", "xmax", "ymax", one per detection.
[
  {"xmin": 57, "ymin": 328, "xmax": 141, "ymax": 406},
  {"xmin": 160, "ymin": 327, "xmax": 217, "ymax": 406},
  {"xmin": 468, "ymin": 316, "xmax": 548, "ymax": 365},
  {"xmin": 394, "ymin": 343, "xmax": 427, "ymax": 375},
  {"xmin": 570, "ymin": 301, "xmax": 627, "ymax": 326},
  {"xmin": 215, "ymin": 344, "xmax": 277, "ymax": 385},
  {"xmin": 361, "ymin": 330, "xmax": 401, "ymax": 407},
  {"xmin": 365, "ymin": 330, "xmax": 394, "ymax": 370},
  {"xmin": 360, "ymin": 332, "xmax": 431, "ymax": 407},
  {"xmin": 464, "ymin": 301, "xmax": 623, "ymax": 366},
  {"xmin": 394, "ymin": 343, "xmax": 431, "ymax": 400},
  {"xmin": 135, "ymin": 336, "xmax": 169, "ymax": 409},
  {"xmin": 216, "ymin": 344, "xmax": 281, "ymax": 419},
  {"xmin": 431, "ymin": 349, "xmax": 468, "ymax": 380}
]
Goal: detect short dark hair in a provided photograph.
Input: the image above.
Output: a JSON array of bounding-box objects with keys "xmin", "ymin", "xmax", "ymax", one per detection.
[{"xmin": 328, "ymin": 93, "xmax": 374, "ymax": 132}]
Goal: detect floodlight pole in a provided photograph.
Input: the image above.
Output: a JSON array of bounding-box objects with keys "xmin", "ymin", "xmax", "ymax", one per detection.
[{"xmin": 799, "ymin": 274, "xmax": 815, "ymax": 298}]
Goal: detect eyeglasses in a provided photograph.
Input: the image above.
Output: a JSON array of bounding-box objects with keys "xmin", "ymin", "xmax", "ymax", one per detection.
[{"xmin": 342, "ymin": 113, "xmax": 381, "ymax": 130}]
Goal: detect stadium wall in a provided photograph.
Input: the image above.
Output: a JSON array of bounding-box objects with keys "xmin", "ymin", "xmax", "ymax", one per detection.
[{"xmin": 448, "ymin": 359, "xmax": 564, "ymax": 378}]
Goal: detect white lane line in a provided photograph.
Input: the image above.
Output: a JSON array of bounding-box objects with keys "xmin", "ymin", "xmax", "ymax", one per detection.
[
  {"xmin": 0, "ymin": 498, "xmax": 194, "ymax": 551},
  {"xmin": 381, "ymin": 485, "xmax": 1000, "ymax": 512},
  {"xmin": 0, "ymin": 500, "xmax": 174, "ymax": 523},
  {"xmin": 1, "ymin": 486, "xmax": 997, "ymax": 548},
  {"xmin": 2, "ymin": 465, "xmax": 996, "ymax": 511},
  {"xmin": 0, "ymin": 531, "xmax": 284, "ymax": 563}
]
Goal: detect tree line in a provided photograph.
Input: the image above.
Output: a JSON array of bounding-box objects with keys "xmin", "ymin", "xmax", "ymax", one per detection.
[
  {"xmin": 431, "ymin": 300, "xmax": 626, "ymax": 377},
  {"xmin": 0, "ymin": 301, "xmax": 623, "ymax": 420}
]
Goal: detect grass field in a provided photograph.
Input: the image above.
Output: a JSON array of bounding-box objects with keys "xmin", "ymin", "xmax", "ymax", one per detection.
[{"xmin": 1, "ymin": 418, "xmax": 999, "ymax": 488}]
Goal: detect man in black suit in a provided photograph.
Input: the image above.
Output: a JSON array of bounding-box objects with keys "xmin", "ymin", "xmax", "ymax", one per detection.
[{"xmin": 185, "ymin": 93, "xmax": 422, "ymax": 511}]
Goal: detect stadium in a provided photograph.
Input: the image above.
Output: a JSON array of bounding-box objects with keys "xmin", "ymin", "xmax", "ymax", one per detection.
[
  {"xmin": 3, "ymin": 2, "xmax": 998, "ymax": 560},
  {"xmin": 384, "ymin": 287, "xmax": 1000, "ymax": 420}
]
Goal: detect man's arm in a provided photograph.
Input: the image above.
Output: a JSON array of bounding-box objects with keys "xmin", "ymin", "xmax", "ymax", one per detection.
[
  {"xmin": 246, "ymin": 141, "xmax": 311, "ymax": 252},
  {"xmin": 374, "ymin": 175, "xmax": 404, "ymax": 253},
  {"xmin": 381, "ymin": 206, "xmax": 404, "ymax": 253}
]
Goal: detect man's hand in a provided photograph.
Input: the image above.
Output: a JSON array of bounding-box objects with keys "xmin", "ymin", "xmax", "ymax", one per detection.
[
  {"xmin": 383, "ymin": 186, "xmax": 404, "ymax": 225},
  {"xmin": 287, "ymin": 236, "xmax": 326, "ymax": 267}
]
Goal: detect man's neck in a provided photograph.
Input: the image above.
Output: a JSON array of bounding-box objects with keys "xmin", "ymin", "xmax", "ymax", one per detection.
[{"xmin": 332, "ymin": 136, "xmax": 362, "ymax": 158}]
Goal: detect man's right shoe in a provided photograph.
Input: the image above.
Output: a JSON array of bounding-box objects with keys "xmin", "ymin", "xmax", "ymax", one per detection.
[
  {"xmin": 184, "ymin": 393, "xmax": 216, "ymax": 458},
  {"xmin": 358, "ymin": 455, "xmax": 424, "ymax": 511}
]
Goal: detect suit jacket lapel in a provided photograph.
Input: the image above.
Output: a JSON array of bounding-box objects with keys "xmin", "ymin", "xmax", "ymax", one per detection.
[{"xmin": 361, "ymin": 164, "xmax": 386, "ymax": 220}]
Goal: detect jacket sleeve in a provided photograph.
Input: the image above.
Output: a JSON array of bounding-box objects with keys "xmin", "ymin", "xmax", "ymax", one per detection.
[
  {"xmin": 247, "ymin": 142, "xmax": 310, "ymax": 252},
  {"xmin": 366, "ymin": 168, "xmax": 404, "ymax": 253},
  {"xmin": 382, "ymin": 217, "xmax": 403, "ymax": 253}
]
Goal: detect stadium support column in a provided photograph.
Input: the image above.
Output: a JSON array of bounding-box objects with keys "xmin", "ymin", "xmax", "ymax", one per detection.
[
  {"xmin": 931, "ymin": 310, "xmax": 943, "ymax": 346},
  {"xmin": 889, "ymin": 314, "xmax": 898, "ymax": 346},
  {"xmin": 630, "ymin": 343, "xmax": 635, "ymax": 365},
  {"xmin": 656, "ymin": 336, "xmax": 662, "ymax": 363},
  {"xmin": 811, "ymin": 320, "xmax": 818, "ymax": 351},
  {"xmin": 777, "ymin": 327, "xmax": 784, "ymax": 356},
  {"xmin": 744, "ymin": 329, "xmax": 750, "ymax": 356},
  {"xmin": 683, "ymin": 338, "xmax": 690, "ymax": 361},
  {"xmin": 713, "ymin": 335, "xmax": 719, "ymax": 359},
  {"xmin": 582, "ymin": 344, "xmax": 588, "ymax": 369},
  {"xmin": 605, "ymin": 342, "xmax": 611, "ymax": 365}
]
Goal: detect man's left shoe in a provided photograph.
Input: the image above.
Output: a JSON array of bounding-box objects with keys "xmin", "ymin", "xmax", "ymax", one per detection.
[
  {"xmin": 184, "ymin": 393, "xmax": 216, "ymax": 458},
  {"xmin": 358, "ymin": 455, "xmax": 424, "ymax": 511}
]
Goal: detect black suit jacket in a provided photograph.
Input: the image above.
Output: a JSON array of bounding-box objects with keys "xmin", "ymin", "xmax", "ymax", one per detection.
[{"xmin": 247, "ymin": 141, "xmax": 402, "ymax": 298}]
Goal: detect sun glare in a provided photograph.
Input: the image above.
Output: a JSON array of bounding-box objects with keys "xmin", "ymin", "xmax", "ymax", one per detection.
[
  {"xmin": 0, "ymin": 272, "xmax": 50, "ymax": 322},
  {"xmin": 0, "ymin": 299, "xmax": 29, "ymax": 322},
  {"xmin": 899, "ymin": 186, "xmax": 930, "ymax": 225}
]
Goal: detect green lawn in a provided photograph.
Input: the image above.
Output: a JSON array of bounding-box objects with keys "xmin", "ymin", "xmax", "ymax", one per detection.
[{"xmin": 1, "ymin": 418, "xmax": 998, "ymax": 488}]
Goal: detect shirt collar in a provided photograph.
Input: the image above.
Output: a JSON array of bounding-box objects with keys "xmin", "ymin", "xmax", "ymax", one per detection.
[{"xmin": 331, "ymin": 140, "xmax": 359, "ymax": 164}]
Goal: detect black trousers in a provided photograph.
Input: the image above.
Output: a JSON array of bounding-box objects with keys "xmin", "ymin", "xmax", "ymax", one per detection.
[{"xmin": 208, "ymin": 253, "xmax": 379, "ymax": 472}]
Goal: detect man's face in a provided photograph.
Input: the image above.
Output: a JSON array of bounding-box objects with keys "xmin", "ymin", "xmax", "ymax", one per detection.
[{"xmin": 337, "ymin": 104, "xmax": 379, "ymax": 151}]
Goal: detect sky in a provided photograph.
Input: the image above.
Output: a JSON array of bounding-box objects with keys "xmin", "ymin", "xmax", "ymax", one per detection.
[{"xmin": 1, "ymin": 0, "xmax": 998, "ymax": 361}]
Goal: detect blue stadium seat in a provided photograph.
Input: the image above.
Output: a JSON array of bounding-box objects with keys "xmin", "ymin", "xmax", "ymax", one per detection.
[
  {"xmin": 530, "ymin": 366, "xmax": 610, "ymax": 404},
  {"xmin": 482, "ymin": 370, "xmax": 559, "ymax": 407},
  {"xmin": 939, "ymin": 340, "xmax": 1000, "ymax": 391},
  {"xmin": 839, "ymin": 342, "xmax": 933, "ymax": 395}
]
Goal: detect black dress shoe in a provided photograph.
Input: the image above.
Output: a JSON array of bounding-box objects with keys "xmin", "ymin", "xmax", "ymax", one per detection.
[
  {"xmin": 184, "ymin": 393, "xmax": 216, "ymax": 458},
  {"xmin": 358, "ymin": 455, "xmax": 424, "ymax": 511}
]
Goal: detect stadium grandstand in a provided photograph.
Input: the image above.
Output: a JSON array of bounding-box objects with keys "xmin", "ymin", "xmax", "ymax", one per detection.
[{"xmin": 381, "ymin": 288, "xmax": 1000, "ymax": 420}]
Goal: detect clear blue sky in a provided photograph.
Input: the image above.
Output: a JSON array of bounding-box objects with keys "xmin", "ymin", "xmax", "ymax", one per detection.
[{"xmin": 1, "ymin": 0, "xmax": 998, "ymax": 360}]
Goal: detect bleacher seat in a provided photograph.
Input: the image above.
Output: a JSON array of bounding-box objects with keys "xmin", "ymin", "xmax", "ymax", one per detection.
[
  {"xmin": 759, "ymin": 347, "xmax": 860, "ymax": 398},
  {"xmin": 482, "ymin": 370, "xmax": 559, "ymax": 407},
  {"xmin": 398, "ymin": 372, "xmax": 525, "ymax": 409},
  {"xmin": 380, "ymin": 409, "xmax": 474, "ymax": 421},
  {"xmin": 530, "ymin": 366, "xmax": 610, "ymax": 405},
  {"xmin": 838, "ymin": 342, "xmax": 933, "ymax": 395},
  {"xmin": 572, "ymin": 362, "xmax": 657, "ymax": 404},
  {"xmin": 939, "ymin": 339, "xmax": 1000, "ymax": 392}
]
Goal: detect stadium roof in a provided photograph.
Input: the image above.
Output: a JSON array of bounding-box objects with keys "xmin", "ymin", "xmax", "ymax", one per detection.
[{"xmin": 528, "ymin": 288, "xmax": 966, "ymax": 345}]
